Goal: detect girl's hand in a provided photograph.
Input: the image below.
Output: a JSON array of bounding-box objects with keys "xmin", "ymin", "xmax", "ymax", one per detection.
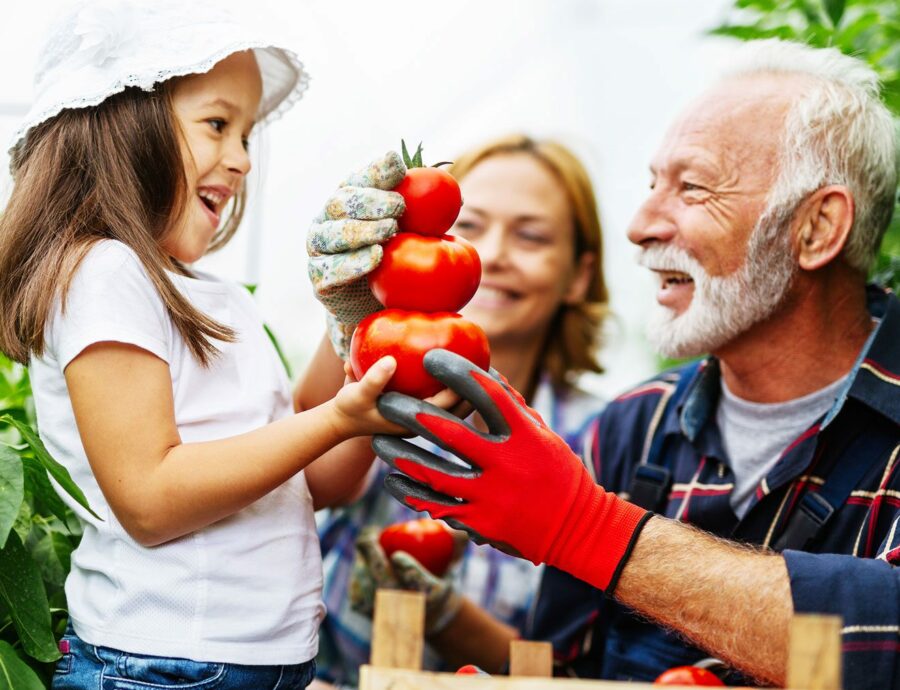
[
  {"xmin": 333, "ymin": 356, "xmax": 468, "ymax": 438},
  {"xmin": 332, "ymin": 356, "xmax": 402, "ymax": 436}
]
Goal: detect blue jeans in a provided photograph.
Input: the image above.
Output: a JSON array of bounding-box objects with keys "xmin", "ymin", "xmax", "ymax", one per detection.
[{"xmin": 53, "ymin": 625, "xmax": 316, "ymax": 690}]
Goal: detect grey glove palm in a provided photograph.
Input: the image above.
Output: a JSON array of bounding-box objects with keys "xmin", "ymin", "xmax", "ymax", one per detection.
[
  {"xmin": 307, "ymin": 152, "xmax": 407, "ymax": 358},
  {"xmin": 349, "ymin": 525, "xmax": 463, "ymax": 636}
]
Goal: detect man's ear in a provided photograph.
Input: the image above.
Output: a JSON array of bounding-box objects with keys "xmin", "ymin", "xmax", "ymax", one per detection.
[
  {"xmin": 792, "ymin": 185, "xmax": 854, "ymax": 271},
  {"xmin": 563, "ymin": 251, "xmax": 597, "ymax": 305}
]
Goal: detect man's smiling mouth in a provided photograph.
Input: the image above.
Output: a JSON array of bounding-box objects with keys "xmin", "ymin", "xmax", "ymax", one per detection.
[{"xmin": 658, "ymin": 271, "xmax": 694, "ymax": 288}]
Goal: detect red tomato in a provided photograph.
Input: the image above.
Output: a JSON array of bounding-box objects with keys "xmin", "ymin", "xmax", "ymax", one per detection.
[
  {"xmin": 368, "ymin": 233, "xmax": 481, "ymax": 313},
  {"xmin": 654, "ymin": 666, "xmax": 725, "ymax": 686},
  {"xmin": 350, "ymin": 309, "xmax": 490, "ymax": 399},
  {"xmin": 379, "ymin": 518, "xmax": 455, "ymax": 577},
  {"xmin": 394, "ymin": 167, "xmax": 462, "ymax": 236},
  {"xmin": 456, "ymin": 665, "xmax": 488, "ymax": 675}
]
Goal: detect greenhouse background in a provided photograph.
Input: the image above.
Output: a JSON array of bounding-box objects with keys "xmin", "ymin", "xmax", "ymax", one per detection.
[{"xmin": 0, "ymin": 0, "xmax": 741, "ymax": 397}]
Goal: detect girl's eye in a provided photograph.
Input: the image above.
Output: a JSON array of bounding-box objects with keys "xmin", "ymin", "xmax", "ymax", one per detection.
[
  {"xmin": 208, "ymin": 118, "xmax": 226, "ymax": 133},
  {"xmin": 241, "ymin": 137, "xmax": 250, "ymax": 151}
]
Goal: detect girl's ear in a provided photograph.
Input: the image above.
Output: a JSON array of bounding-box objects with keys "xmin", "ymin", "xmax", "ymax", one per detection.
[{"xmin": 563, "ymin": 251, "xmax": 597, "ymax": 305}]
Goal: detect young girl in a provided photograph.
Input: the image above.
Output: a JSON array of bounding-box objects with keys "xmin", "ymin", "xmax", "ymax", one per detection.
[{"xmin": 0, "ymin": 3, "xmax": 405, "ymax": 689}]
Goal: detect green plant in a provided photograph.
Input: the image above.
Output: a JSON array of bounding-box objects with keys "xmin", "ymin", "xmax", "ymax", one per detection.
[
  {"xmin": 0, "ymin": 354, "xmax": 94, "ymax": 689},
  {"xmin": 711, "ymin": 0, "xmax": 900, "ymax": 291}
]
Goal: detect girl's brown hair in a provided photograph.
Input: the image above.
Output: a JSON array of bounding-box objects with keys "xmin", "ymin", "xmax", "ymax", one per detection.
[
  {"xmin": 0, "ymin": 83, "xmax": 246, "ymax": 365},
  {"xmin": 449, "ymin": 134, "xmax": 609, "ymax": 388}
]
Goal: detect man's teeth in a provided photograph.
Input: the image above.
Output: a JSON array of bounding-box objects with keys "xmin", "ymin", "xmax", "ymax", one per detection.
[
  {"xmin": 663, "ymin": 274, "xmax": 693, "ymax": 287},
  {"xmin": 198, "ymin": 189, "xmax": 225, "ymax": 210}
]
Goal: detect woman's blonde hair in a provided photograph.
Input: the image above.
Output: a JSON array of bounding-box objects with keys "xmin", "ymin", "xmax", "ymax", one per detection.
[
  {"xmin": 449, "ymin": 134, "xmax": 609, "ymax": 388},
  {"xmin": 0, "ymin": 83, "xmax": 246, "ymax": 366}
]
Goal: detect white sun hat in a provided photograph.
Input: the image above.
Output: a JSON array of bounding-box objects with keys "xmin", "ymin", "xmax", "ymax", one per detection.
[{"xmin": 8, "ymin": 0, "xmax": 309, "ymax": 156}]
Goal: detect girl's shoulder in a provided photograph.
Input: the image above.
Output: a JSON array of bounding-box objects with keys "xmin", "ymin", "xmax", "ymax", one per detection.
[{"xmin": 77, "ymin": 239, "xmax": 147, "ymax": 278}]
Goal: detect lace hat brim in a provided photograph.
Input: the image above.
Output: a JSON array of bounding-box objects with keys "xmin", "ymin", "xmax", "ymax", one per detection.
[{"xmin": 8, "ymin": 1, "xmax": 309, "ymax": 156}]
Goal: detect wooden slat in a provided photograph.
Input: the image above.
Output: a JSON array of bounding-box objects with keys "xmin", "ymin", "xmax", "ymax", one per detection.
[
  {"xmin": 509, "ymin": 640, "xmax": 553, "ymax": 677},
  {"xmin": 360, "ymin": 666, "xmax": 648, "ymax": 689},
  {"xmin": 370, "ymin": 589, "xmax": 425, "ymax": 670},
  {"xmin": 787, "ymin": 614, "xmax": 842, "ymax": 690},
  {"xmin": 359, "ymin": 666, "xmax": 767, "ymax": 689}
]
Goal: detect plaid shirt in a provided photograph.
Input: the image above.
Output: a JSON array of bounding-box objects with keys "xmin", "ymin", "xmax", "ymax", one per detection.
[
  {"xmin": 315, "ymin": 377, "xmax": 605, "ymax": 688},
  {"xmin": 530, "ymin": 286, "xmax": 900, "ymax": 688}
]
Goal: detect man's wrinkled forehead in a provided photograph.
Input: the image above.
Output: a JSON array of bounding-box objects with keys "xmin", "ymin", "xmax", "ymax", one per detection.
[{"xmin": 653, "ymin": 74, "xmax": 802, "ymax": 177}]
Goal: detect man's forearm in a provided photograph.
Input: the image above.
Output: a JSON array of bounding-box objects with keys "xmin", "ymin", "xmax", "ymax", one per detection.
[
  {"xmin": 614, "ymin": 516, "xmax": 792, "ymax": 686},
  {"xmin": 428, "ymin": 597, "xmax": 519, "ymax": 674}
]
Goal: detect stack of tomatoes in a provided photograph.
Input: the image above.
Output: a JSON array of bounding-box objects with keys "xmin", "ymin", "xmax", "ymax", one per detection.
[{"xmin": 350, "ymin": 145, "xmax": 491, "ymax": 399}]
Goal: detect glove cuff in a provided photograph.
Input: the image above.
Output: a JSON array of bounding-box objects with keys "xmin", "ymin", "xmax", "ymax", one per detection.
[
  {"xmin": 325, "ymin": 312, "xmax": 355, "ymax": 360},
  {"xmin": 545, "ymin": 469, "xmax": 650, "ymax": 593},
  {"xmin": 425, "ymin": 587, "xmax": 463, "ymax": 637}
]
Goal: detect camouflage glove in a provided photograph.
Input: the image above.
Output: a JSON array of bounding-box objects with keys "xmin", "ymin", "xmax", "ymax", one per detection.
[
  {"xmin": 349, "ymin": 526, "xmax": 463, "ymax": 636},
  {"xmin": 307, "ymin": 152, "xmax": 407, "ymax": 359}
]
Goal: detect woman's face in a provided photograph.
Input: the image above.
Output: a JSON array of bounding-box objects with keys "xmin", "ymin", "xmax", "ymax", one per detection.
[
  {"xmin": 165, "ymin": 50, "xmax": 262, "ymax": 263},
  {"xmin": 451, "ymin": 153, "xmax": 595, "ymax": 350}
]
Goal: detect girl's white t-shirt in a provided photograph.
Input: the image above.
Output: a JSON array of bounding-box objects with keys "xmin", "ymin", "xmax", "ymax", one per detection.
[{"xmin": 29, "ymin": 240, "xmax": 324, "ymax": 665}]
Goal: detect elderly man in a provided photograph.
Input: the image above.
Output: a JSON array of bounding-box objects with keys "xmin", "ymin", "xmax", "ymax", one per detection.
[{"xmin": 372, "ymin": 39, "xmax": 900, "ymax": 688}]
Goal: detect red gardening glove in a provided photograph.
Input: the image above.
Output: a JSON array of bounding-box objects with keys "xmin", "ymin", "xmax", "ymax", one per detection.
[{"xmin": 373, "ymin": 349, "xmax": 651, "ymax": 593}]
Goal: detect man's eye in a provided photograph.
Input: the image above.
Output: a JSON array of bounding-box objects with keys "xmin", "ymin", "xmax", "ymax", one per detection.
[
  {"xmin": 683, "ymin": 181, "xmax": 704, "ymax": 192},
  {"xmin": 208, "ymin": 119, "xmax": 226, "ymax": 133}
]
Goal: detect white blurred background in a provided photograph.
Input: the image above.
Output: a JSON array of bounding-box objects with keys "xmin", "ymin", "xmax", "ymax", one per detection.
[{"xmin": 0, "ymin": 0, "xmax": 740, "ymax": 398}]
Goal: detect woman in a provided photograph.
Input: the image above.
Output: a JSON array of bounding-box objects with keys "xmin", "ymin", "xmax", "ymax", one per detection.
[{"xmin": 312, "ymin": 134, "xmax": 610, "ymax": 687}]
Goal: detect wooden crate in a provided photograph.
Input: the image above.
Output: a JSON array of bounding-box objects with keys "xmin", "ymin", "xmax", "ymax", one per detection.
[{"xmin": 359, "ymin": 590, "xmax": 842, "ymax": 690}]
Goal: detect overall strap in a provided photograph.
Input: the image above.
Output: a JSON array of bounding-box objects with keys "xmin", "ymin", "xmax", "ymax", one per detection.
[
  {"xmin": 774, "ymin": 420, "xmax": 885, "ymax": 552},
  {"xmin": 629, "ymin": 360, "xmax": 702, "ymax": 511}
]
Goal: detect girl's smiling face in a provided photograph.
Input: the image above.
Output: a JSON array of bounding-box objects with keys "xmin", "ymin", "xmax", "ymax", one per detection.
[{"xmin": 164, "ymin": 51, "xmax": 262, "ymax": 264}]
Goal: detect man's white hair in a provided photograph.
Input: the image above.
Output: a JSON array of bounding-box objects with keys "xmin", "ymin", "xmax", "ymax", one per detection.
[{"xmin": 721, "ymin": 39, "xmax": 898, "ymax": 272}]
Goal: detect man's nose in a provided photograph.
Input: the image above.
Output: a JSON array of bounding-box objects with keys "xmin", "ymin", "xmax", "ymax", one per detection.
[{"xmin": 626, "ymin": 193, "xmax": 677, "ymax": 247}]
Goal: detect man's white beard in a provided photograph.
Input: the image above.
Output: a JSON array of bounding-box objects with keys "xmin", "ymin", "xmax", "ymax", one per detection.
[{"xmin": 640, "ymin": 207, "xmax": 797, "ymax": 359}]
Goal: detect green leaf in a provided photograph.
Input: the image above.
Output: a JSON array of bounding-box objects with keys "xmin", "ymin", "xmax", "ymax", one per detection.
[
  {"xmin": 29, "ymin": 531, "xmax": 73, "ymax": 589},
  {"xmin": 1, "ymin": 416, "xmax": 99, "ymax": 520},
  {"xmin": 0, "ymin": 447, "xmax": 24, "ymax": 549},
  {"xmin": 708, "ymin": 24, "xmax": 798, "ymax": 40},
  {"xmin": 0, "ymin": 531, "xmax": 59, "ymax": 662},
  {"xmin": 800, "ymin": 0, "xmax": 824, "ymax": 25},
  {"xmin": 835, "ymin": 11, "xmax": 881, "ymax": 48},
  {"xmin": 21, "ymin": 457, "xmax": 72, "ymax": 530},
  {"xmin": 736, "ymin": 0, "xmax": 778, "ymax": 9},
  {"xmin": 0, "ymin": 641, "xmax": 45, "ymax": 690}
]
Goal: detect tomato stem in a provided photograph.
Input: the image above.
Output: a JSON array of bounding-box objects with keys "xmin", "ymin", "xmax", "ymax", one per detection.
[{"xmin": 401, "ymin": 139, "xmax": 425, "ymax": 168}]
